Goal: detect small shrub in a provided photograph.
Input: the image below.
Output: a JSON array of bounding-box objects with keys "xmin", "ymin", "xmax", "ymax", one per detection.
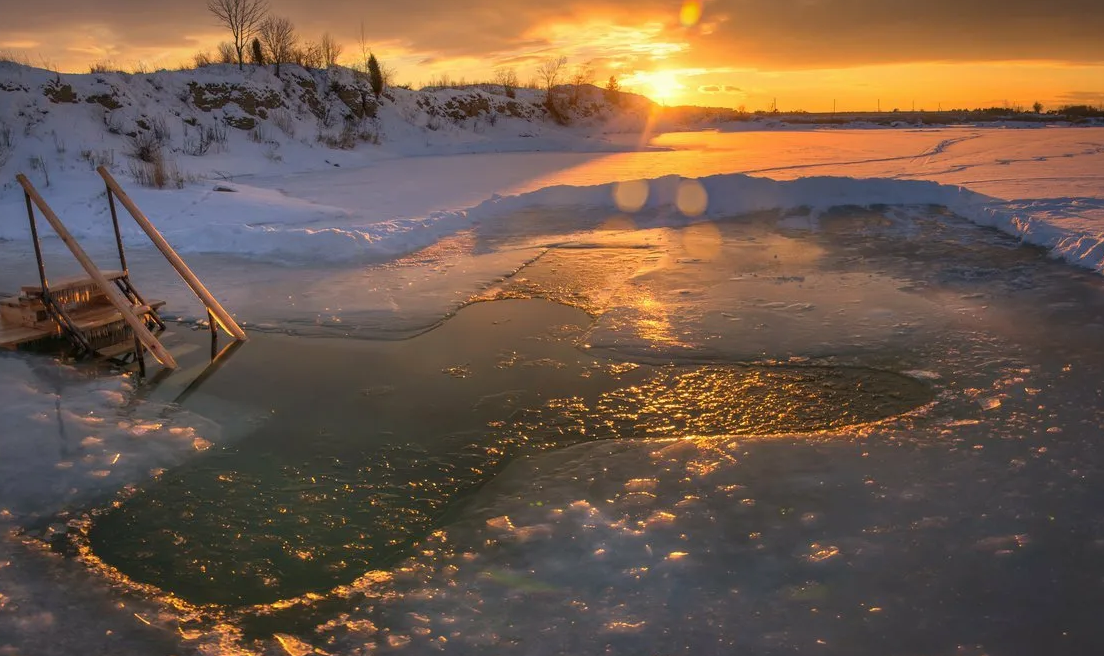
[
  {"xmin": 103, "ymin": 111, "xmax": 123, "ymax": 135},
  {"xmin": 127, "ymin": 130, "xmax": 162, "ymax": 163},
  {"xmin": 51, "ymin": 130, "xmax": 66, "ymax": 154},
  {"xmin": 545, "ymin": 97, "xmax": 571, "ymax": 126},
  {"xmin": 149, "ymin": 114, "xmax": 171, "ymax": 143},
  {"xmin": 79, "ymin": 148, "xmax": 114, "ymax": 170},
  {"xmin": 89, "ymin": 60, "xmax": 117, "ymax": 74},
  {"xmin": 128, "ymin": 154, "xmax": 186, "ymax": 189},
  {"xmin": 0, "ymin": 123, "xmax": 13, "ymax": 166},
  {"xmin": 184, "ymin": 122, "xmax": 228, "ymax": 156},
  {"xmin": 183, "ymin": 129, "xmax": 208, "ymax": 156},
  {"xmin": 316, "ymin": 105, "xmax": 337, "ymax": 129},
  {"xmin": 318, "ymin": 118, "xmax": 378, "ymax": 149},
  {"xmin": 217, "ymin": 42, "xmax": 236, "ymax": 65},
  {"xmin": 28, "ymin": 155, "xmax": 50, "ymax": 186},
  {"xmin": 398, "ymin": 104, "xmax": 420, "ymax": 126},
  {"xmin": 182, "ymin": 135, "xmax": 205, "ymax": 157},
  {"xmin": 270, "ymin": 109, "xmax": 295, "ymax": 137},
  {"xmin": 319, "ymin": 125, "xmax": 355, "ymax": 149},
  {"xmin": 249, "ymin": 125, "xmax": 268, "ymax": 143},
  {"xmin": 0, "ymin": 50, "xmax": 32, "ymax": 66},
  {"xmin": 208, "ymin": 123, "xmax": 228, "ymax": 145}
]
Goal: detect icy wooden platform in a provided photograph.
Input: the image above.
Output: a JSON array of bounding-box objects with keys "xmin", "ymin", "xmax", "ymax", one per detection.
[{"xmin": 0, "ymin": 272, "xmax": 164, "ymax": 353}]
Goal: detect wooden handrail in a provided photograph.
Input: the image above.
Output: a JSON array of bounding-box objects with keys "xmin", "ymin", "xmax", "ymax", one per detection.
[
  {"xmin": 96, "ymin": 166, "xmax": 248, "ymax": 341},
  {"xmin": 16, "ymin": 174, "xmax": 178, "ymax": 369}
]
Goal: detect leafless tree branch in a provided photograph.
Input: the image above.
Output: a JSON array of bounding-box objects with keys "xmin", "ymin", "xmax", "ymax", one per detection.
[
  {"xmin": 258, "ymin": 15, "xmax": 297, "ymax": 77},
  {"xmin": 206, "ymin": 0, "xmax": 269, "ymax": 70}
]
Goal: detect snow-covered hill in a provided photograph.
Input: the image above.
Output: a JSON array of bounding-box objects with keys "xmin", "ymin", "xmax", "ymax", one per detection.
[
  {"xmin": 1, "ymin": 62, "xmax": 1101, "ymax": 276},
  {"xmin": 0, "ymin": 61, "xmax": 676, "ymax": 188}
]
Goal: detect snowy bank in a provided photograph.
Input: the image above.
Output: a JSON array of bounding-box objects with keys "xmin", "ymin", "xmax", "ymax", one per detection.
[
  {"xmin": 2, "ymin": 166, "xmax": 1100, "ymax": 274},
  {"xmin": 65, "ymin": 173, "xmax": 1103, "ymax": 275}
]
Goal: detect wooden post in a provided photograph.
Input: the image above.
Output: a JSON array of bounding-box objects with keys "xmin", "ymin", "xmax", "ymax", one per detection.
[
  {"xmin": 16, "ymin": 174, "xmax": 178, "ymax": 369},
  {"xmin": 96, "ymin": 166, "xmax": 248, "ymax": 341}
]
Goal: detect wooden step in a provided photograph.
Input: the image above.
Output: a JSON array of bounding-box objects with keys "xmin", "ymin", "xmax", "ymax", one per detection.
[
  {"xmin": 21, "ymin": 270, "xmax": 125, "ymax": 297},
  {"xmin": 3, "ymin": 294, "xmax": 166, "ymax": 330},
  {"xmin": 0, "ymin": 297, "xmax": 31, "ymax": 325},
  {"xmin": 70, "ymin": 300, "xmax": 165, "ymax": 332},
  {"xmin": 97, "ymin": 342, "xmax": 139, "ymax": 359},
  {"xmin": 0, "ymin": 323, "xmax": 52, "ymax": 348},
  {"xmin": 71, "ymin": 305, "xmax": 129, "ymax": 332}
]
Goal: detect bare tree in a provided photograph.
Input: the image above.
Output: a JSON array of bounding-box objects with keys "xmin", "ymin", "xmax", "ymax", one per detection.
[
  {"xmin": 493, "ymin": 67, "xmax": 518, "ymax": 98},
  {"xmin": 259, "ymin": 15, "xmax": 297, "ymax": 77},
  {"xmin": 537, "ymin": 55, "xmax": 567, "ymax": 105},
  {"xmin": 206, "ymin": 0, "xmax": 269, "ymax": 70},
  {"xmin": 357, "ymin": 21, "xmax": 371, "ymax": 72},
  {"xmin": 319, "ymin": 32, "xmax": 343, "ymax": 68},
  {"xmin": 296, "ymin": 40, "xmax": 323, "ymax": 69},
  {"xmin": 569, "ymin": 62, "xmax": 594, "ymax": 106},
  {"xmin": 216, "ymin": 41, "xmax": 237, "ymax": 64},
  {"xmin": 381, "ymin": 63, "xmax": 398, "ymax": 87}
]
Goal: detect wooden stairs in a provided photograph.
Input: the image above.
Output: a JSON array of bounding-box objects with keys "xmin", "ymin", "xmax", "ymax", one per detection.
[
  {"xmin": 0, "ymin": 168, "xmax": 248, "ymax": 372},
  {"xmin": 0, "ymin": 270, "xmax": 166, "ymax": 359}
]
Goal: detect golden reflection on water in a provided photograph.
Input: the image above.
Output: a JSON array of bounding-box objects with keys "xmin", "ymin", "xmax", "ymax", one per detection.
[
  {"xmin": 75, "ymin": 352, "xmax": 929, "ymax": 647},
  {"xmin": 626, "ymin": 287, "xmax": 687, "ymax": 348}
]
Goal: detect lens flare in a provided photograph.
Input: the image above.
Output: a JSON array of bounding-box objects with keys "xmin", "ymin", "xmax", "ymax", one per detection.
[
  {"xmin": 680, "ymin": 0, "xmax": 703, "ymax": 27},
  {"xmin": 613, "ymin": 180, "xmax": 650, "ymax": 212},
  {"xmin": 676, "ymin": 179, "xmax": 708, "ymax": 216},
  {"xmin": 682, "ymin": 221, "xmax": 722, "ymax": 260}
]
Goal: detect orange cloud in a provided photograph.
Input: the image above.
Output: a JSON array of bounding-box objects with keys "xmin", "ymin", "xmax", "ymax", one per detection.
[{"xmin": 699, "ymin": 84, "xmax": 741, "ymax": 94}]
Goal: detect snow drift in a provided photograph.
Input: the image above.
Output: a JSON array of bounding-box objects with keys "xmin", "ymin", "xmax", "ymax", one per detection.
[{"xmin": 96, "ymin": 174, "xmax": 1104, "ymax": 276}]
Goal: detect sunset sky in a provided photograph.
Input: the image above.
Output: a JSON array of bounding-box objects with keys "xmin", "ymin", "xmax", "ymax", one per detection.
[{"xmin": 1, "ymin": 0, "xmax": 1101, "ymax": 112}]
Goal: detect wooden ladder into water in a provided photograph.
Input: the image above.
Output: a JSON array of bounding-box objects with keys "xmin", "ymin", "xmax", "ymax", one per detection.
[{"xmin": 0, "ymin": 171, "xmax": 248, "ymax": 371}]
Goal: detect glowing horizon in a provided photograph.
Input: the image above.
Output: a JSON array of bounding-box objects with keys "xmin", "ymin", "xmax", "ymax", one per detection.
[{"xmin": 1, "ymin": 0, "xmax": 1101, "ymax": 112}]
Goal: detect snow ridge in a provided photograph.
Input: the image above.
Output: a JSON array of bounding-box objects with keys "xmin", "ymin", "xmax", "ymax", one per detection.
[{"xmin": 150, "ymin": 174, "xmax": 1104, "ymax": 275}]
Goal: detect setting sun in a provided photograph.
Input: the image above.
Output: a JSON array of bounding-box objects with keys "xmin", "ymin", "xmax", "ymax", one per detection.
[{"xmin": 628, "ymin": 70, "xmax": 686, "ymax": 104}]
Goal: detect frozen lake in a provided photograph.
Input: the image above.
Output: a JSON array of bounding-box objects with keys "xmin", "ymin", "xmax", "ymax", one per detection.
[{"xmin": 2, "ymin": 128, "xmax": 1104, "ymax": 655}]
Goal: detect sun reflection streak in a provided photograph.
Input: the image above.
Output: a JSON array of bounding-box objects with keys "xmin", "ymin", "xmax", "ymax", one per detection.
[{"xmin": 626, "ymin": 287, "xmax": 688, "ymax": 348}]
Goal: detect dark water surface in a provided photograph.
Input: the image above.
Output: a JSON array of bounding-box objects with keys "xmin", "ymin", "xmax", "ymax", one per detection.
[
  {"xmin": 58, "ymin": 206, "xmax": 1104, "ymax": 655},
  {"xmin": 88, "ymin": 298, "xmax": 931, "ymax": 607}
]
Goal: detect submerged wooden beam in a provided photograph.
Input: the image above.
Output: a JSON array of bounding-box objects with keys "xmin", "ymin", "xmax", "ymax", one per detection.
[
  {"xmin": 96, "ymin": 166, "xmax": 248, "ymax": 342},
  {"xmin": 15, "ymin": 174, "xmax": 178, "ymax": 369}
]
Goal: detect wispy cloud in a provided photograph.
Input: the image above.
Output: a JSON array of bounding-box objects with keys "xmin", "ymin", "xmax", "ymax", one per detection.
[
  {"xmin": 0, "ymin": 0, "xmax": 1101, "ymax": 99},
  {"xmin": 699, "ymin": 84, "xmax": 741, "ymax": 94}
]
